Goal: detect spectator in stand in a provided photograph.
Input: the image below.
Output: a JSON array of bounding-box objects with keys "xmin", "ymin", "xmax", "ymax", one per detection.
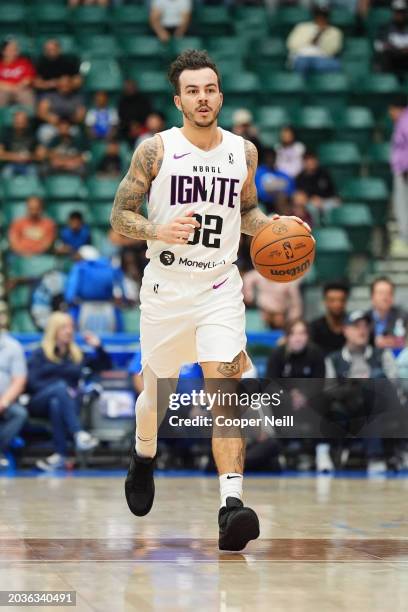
[
  {"xmin": 365, "ymin": 277, "xmax": 408, "ymax": 351},
  {"xmin": 295, "ymin": 150, "xmax": 337, "ymax": 216},
  {"xmin": 55, "ymin": 211, "xmax": 91, "ymax": 257},
  {"xmin": 276, "ymin": 126, "xmax": 305, "ymax": 178},
  {"xmin": 96, "ymin": 140, "xmax": 123, "ymax": 177},
  {"xmin": 135, "ymin": 113, "xmax": 166, "ymax": 148},
  {"xmin": 310, "ymin": 280, "xmax": 349, "ymax": 356},
  {"xmin": 27, "ymin": 311, "xmax": 110, "ymax": 471},
  {"xmin": 0, "ymin": 39, "xmax": 36, "ymax": 107},
  {"xmin": 0, "ymin": 110, "xmax": 45, "ymax": 177},
  {"xmin": 287, "ymin": 4, "xmax": 343, "ymax": 75},
  {"xmin": 37, "ymin": 75, "xmax": 86, "ymax": 145},
  {"xmin": 0, "ymin": 330, "xmax": 28, "ymax": 469},
  {"xmin": 291, "ymin": 190, "xmax": 314, "ymax": 228},
  {"xmin": 243, "ymin": 269, "xmax": 302, "ymax": 329},
  {"xmin": 8, "ymin": 196, "xmax": 56, "ymax": 257},
  {"xmin": 85, "ymin": 91, "xmax": 119, "ymax": 141},
  {"xmin": 232, "ymin": 109, "xmax": 263, "ymax": 156},
  {"xmin": 375, "ymin": 0, "xmax": 408, "ymax": 80},
  {"xmin": 120, "ymin": 249, "xmax": 143, "ymax": 304},
  {"xmin": 128, "ymin": 351, "xmax": 144, "ymax": 397},
  {"xmin": 34, "ymin": 39, "xmax": 81, "ymax": 94},
  {"xmin": 255, "ymin": 147, "xmax": 295, "ymax": 214},
  {"xmin": 45, "ymin": 118, "xmax": 87, "ymax": 177},
  {"xmin": 118, "ymin": 79, "xmax": 153, "ymax": 145},
  {"xmin": 150, "ymin": 0, "xmax": 192, "ymax": 43},
  {"xmin": 389, "ymin": 95, "xmax": 408, "ymax": 256}
]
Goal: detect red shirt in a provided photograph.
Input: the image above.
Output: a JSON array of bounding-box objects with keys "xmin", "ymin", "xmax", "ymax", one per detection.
[{"xmin": 0, "ymin": 58, "xmax": 36, "ymax": 85}]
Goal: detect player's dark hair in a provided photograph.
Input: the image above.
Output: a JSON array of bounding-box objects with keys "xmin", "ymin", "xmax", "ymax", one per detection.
[
  {"xmin": 370, "ymin": 276, "xmax": 395, "ymax": 295},
  {"xmin": 323, "ymin": 280, "xmax": 350, "ymax": 296},
  {"xmin": 168, "ymin": 49, "xmax": 221, "ymax": 95}
]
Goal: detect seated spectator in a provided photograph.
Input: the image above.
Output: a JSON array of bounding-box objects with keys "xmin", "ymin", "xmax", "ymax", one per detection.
[
  {"xmin": 8, "ymin": 196, "xmax": 56, "ymax": 257},
  {"xmin": 55, "ymin": 211, "xmax": 91, "ymax": 257},
  {"xmin": 37, "ymin": 75, "xmax": 86, "ymax": 145},
  {"xmin": 128, "ymin": 351, "xmax": 143, "ymax": 397},
  {"xmin": 375, "ymin": 0, "xmax": 408, "ymax": 80},
  {"xmin": 65, "ymin": 245, "xmax": 125, "ymax": 333},
  {"xmin": 291, "ymin": 190, "xmax": 314, "ymax": 228},
  {"xmin": 310, "ymin": 280, "xmax": 349, "ymax": 356},
  {"xmin": 276, "ymin": 126, "xmax": 305, "ymax": 178},
  {"xmin": 232, "ymin": 109, "xmax": 263, "ymax": 156},
  {"xmin": 45, "ymin": 119, "xmax": 87, "ymax": 177},
  {"xmin": 295, "ymin": 150, "xmax": 337, "ymax": 215},
  {"xmin": 365, "ymin": 277, "xmax": 408, "ymax": 351},
  {"xmin": 0, "ymin": 110, "xmax": 45, "ymax": 177},
  {"xmin": 255, "ymin": 147, "xmax": 295, "ymax": 214},
  {"xmin": 326, "ymin": 310, "xmax": 398, "ymax": 474},
  {"xmin": 27, "ymin": 311, "xmax": 110, "ymax": 471},
  {"xmin": 135, "ymin": 113, "xmax": 166, "ymax": 148},
  {"xmin": 287, "ymin": 4, "xmax": 343, "ymax": 75},
  {"xmin": 85, "ymin": 91, "xmax": 119, "ymax": 141},
  {"xmin": 121, "ymin": 249, "xmax": 142, "ymax": 304},
  {"xmin": 118, "ymin": 79, "xmax": 153, "ymax": 145},
  {"xmin": 0, "ymin": 329, "xmax": 28, "ymax": 469},
  {"xmin": 389, "ymin": 95, "xmax": 408, "ymax": 255},
  {"xmin": 96, "ymin": 140, "xmax": 123, "ymax": 177},
  {"xmin": 0, "ymin": 39, "xmax": 36, "ymax": 107},
  {"xmin": 35, "ymin": 39, "xmax": 81, "ymax": 94},
  {"xmin": 150, "ymin": 0, "xmax": 192, "ymax": 43},
  {"xmin": 243, "ymin": 269, "xmax": 302, "ymax": 329}
]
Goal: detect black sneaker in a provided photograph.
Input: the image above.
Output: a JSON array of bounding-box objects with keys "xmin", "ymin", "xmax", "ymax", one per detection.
[
  {"xmin": 125, "ymin": 447, "xmax": 156, "ymax": 517},
  {"xmin": 218, "ymin": 497, "xmax": 260, "ymax": 551}
]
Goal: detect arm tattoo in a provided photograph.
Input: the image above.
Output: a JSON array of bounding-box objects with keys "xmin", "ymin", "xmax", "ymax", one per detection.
[
  {"xmin": 110, "ymin": 135, "xmax": 163, "ymax": 240},
  {"xmin": 216, "ymin": 352, "xmax": 242, "ymax": 378},
  {"xmin": 240, "ymin": 139, "xmax": 271, "ymax": 236}
]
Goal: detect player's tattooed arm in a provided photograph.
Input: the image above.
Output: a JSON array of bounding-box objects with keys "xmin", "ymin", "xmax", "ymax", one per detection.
[
  {"xmin": 240, "ymin": 139, "xmax": 272, "ymax": 236},
  {"xmin": 110, "ymin": 135, "xmax": 163, "ymax": 240}
]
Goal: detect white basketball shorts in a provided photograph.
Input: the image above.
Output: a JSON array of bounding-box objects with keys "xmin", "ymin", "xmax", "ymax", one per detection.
[{"xmin": 139, "ymin": 262, "xmax": 252, "ymax": 377}]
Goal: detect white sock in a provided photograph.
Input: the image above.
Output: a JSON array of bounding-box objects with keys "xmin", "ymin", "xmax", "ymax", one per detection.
[
  {"xmin": 135, "ymin": 433, "xmax": 157, "ymax": 459},
  {"xmin": 219, "ymin": 473, "xmax": 243, "ymax": 508}
]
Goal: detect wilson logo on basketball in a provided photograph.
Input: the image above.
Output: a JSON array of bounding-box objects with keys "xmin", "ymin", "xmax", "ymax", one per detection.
[{"xmin": 269, "ymin": 259, "xmax": 311, "ymax": 277}]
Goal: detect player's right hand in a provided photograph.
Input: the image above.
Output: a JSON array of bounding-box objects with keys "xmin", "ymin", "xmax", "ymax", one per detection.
[{"xmin": 157, "ymin": 211, "xmax": 201, "ymax": 244}]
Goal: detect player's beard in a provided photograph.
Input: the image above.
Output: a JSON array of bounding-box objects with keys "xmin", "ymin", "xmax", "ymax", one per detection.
[{"xmin": 180, "ymin": 101, "xmax": 222, "ymax": 128}]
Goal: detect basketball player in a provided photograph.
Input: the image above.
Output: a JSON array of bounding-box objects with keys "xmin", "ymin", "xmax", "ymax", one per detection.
[{"xmin": 111, "ymin": 50, "xmax": 310, "ymax": 551}]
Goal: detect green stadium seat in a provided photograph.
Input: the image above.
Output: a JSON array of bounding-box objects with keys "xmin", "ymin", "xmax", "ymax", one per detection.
[
  {"xmin": 9, "ymin": 255, "xmax": 58, "ymax": 279},
  {"xmin": 257, "ymin": 107, "xmax": 291, "ymax": 144},
  {"xmin": 122, "ymin": 308, "xmax": 141, "ymax": 334},
  {"xmin": 334, "ymin": 107, "xmax": 374, "ymax": 151},
  {"xmin": 2, "ymin": 176, "xmax": 44, "ymax": 202},
  {"xmin": 169, "ymin": 37, "xmax": 204, "ymax": 58},
  {"xmin": 87, "ymin": 177, "xmax": 120, "ymax": 203},
  {"xmin": 44, "ymin": 175, "xmax": 87, "ymax": 201},
  {"xmin": 330, "ymin": 8, "xmax": 356, "ymax": 35},
  {"xmin": 214, "ymin": 57, "xmax": 245, "ymax": 78},
  {"xmin": 292, "ymin": 106, "xmax": 334, "ymax": 149},
  {"xmin": 164, "ymin": 106, "xmax": 184, "ymax": 128},
  {"xmin": 234, "ymin": 6, "xmax": 268, "ymax": 26},
  {"xmin": 0, "ymin": 4, "xmax": 27, "ymax": 34},
  {"xmin": 260, "ymin": 72, "xmax": 305, "ymax": 111},
  {"xmin": 10, "ymin": 311, "xmax": 37, "ymax": 333},
  {"xmin": 367, "ymin": 142, "xmax": 391, "ymax": 185},
  {"xmin": 306, "ymin": 73, "xmax": 350, "ymax": 114},
  {"xmin": 314, "ymin": 228, "xmax": 352, "ymax": 281},
  {"xmin": 271, "ymin": 7, "xmax": 311, "ymax": 36},
  {"xmin": 194, "ymin": 7, "xmax": 232, "ymax": 37},
  {"xmin": 9, "ymin": 285, "xmax": 31, "ymax": 310},
  {"xmin": 134, "ymin": 71, "xmax": 172, "ymax": 107},
  {"xmin": 353, "ymin": 74, "xmax": 401, "ymax": 115},
  {"xmin": 89, "ymin": 141, "xmax": 130, "ymax": 172},
  {"xmin": 222, "ymin": 73, "xmax": 260, "ymax": 107},
  {"xmin": 47, "ymin": 202, "xmax": 91, "ymax": 225},
  {"xmin": 78, "ymin": 35, "xmax": 122, "ymax": 60},
  {"xmin": 325, "ymin": 205, "xmax": 374, "ymax": 254},
  {"xmin": 340, "ymin": 178, "xmax": 390, "ymax": 225},
  {"xmin": 83, "ymin": 59, "xmax": 123, "ymax": 94},
  {"xmin": 3, "ymin": 201, "xmax": 28, "ymax": 224},
  {"xmin": 343, "ymin": 38, "xmax": 372, "ymax": 62},
  {"xmin": 218, "ymin": 106, "xmax": 242, "ymax": 130},
  {"xmin": 111, "ymin": 5, "xmax": 150, "ymax": 35},
  {"xmin": 89, "ymin": 202, "xmax": 113, "ymax": 227},
  {"xmin": 208, "ymin": 37, "xmax": 246, "ymax": 60},
  {"xmin": 318, "ymin": 142, "xmax": 362, "ymax": 185},
  {"xmin": 35, "ymin": 35, "xmax": 76, "ymax": 56},
  {"xmin": 365, "ymin": 8, "xmax": 392, "ymax": 38},
  {"xmin": 121, "ymin": 37, "xmax": 167, "ymax": 72},
  {"xmin": 251, "ymin": 38, "xmax": 287, "ymax": 74},
  {"xmin": 245, "ymin": 309, "xmax": 268, "ymax": 333},
  {"xmin": 70, "ymin": 6, "xmax": 108, "ymax": 36},
  {"xmin": 29, "ymin": 4, "xmax": 69, "ymax": 34}
]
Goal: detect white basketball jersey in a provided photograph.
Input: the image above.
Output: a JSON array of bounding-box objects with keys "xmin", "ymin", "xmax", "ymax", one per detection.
[{"xmin": 145, "ymin": 127, "xmax": 248, "ymax": 276}]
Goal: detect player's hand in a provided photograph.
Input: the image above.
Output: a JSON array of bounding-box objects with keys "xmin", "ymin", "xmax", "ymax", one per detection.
[
  {"xmin": 271, "ymin": 214, "xmax": 312, "ymax": 234},
  {"xmin": 157, "ymin": 211, "xmax": 200, "ymax": 245}
]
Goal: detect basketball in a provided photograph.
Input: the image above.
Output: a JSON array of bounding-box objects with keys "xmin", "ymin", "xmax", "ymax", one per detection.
[{"xmin": 250, "ymin": 219, "xmax": 315, "ymax": 283}]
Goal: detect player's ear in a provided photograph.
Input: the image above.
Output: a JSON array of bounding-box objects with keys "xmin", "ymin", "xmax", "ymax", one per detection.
[
  {"xmin": 174, "ymin": 95, "xmax": 182, "ymax": 112},
  {"xmin": 219, "ymin": 92, "xmax": 223, "ymax": 108}
]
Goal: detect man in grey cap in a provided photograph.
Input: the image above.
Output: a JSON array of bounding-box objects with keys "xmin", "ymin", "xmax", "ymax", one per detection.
[
  {"xmin": 375, "ymin": 0, "xmax": 408, "ymax": 79},
  {"xmin": 0, "ymin": 330, "xmax": 28, "ymax": 468}
]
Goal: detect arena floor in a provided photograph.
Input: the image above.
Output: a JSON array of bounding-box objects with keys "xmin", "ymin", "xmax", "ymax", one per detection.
[{"xmin": 1, "ymin": 474, "xmax": 407, "ymax": 612}]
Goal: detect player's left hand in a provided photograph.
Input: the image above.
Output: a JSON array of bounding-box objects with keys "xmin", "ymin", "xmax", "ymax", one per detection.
[{"xmin": 271, "ymin": 214, "xmax": 311, "ymax": 234}]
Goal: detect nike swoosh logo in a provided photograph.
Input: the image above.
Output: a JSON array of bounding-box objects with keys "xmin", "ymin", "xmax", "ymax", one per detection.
[
  {"xmin": 226, "ymin": 475, "xmax": 242, "ymax": 479},
  {"xmin": 213, "ymin": 278, "xmax": 228, "ymax": 290},
  {"xmin": 173, "ymin": 153, "xmax": 191, "ymax": 159}
]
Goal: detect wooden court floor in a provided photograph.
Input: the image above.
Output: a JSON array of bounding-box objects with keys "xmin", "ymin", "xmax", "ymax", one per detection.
[{"xmin": 0, "ymin": 475, "xmax": 407, "ymax": 612}]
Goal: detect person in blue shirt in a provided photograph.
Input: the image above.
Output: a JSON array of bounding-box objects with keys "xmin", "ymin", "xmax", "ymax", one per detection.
[
  {"xmin": 57, "ymin": 211, "xmax": 91, "ymax": 256},
  {"xmin": 255, "ymin": 147, "xmax": 295, "ymax": 214}
]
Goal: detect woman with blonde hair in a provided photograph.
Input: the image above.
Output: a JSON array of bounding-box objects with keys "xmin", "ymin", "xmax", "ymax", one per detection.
[{"xmin": 27, "ymin": 312, "xmax": 111, "ymax": 471}]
